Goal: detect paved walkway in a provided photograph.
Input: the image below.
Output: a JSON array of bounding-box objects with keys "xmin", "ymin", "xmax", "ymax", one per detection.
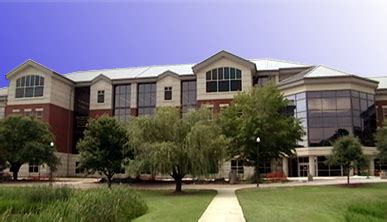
[{"xmin": 198, "ymin": 186, "xmax": 245, "ymax": 222}]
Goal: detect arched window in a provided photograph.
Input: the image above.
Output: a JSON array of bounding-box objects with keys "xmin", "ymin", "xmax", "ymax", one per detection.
[
  {"xmin": 15, "ymin": 75, "xmax": 45, "ymax": 98},
  {"xmin": 205, "ymin": 67, "xmax": 242, "ymax": 92}
]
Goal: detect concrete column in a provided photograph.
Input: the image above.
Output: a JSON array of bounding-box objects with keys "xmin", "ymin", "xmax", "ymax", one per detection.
[
  {"xmin": 130, "ymin": 83, "xmax": 137, "ymax": 108},
  {"xmin": 309, "ymin": 156, "xmax": 316, "ymax": 176},
  {"xmin": 369, "ymin": 158, "xmax": 375, "ymax": 176},
  {"xmin": 282, "ymin": 157, "xmax": 289, "ymax": 177}
]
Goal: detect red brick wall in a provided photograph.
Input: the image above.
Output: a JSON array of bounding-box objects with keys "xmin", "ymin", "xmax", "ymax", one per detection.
[
  {"xmin": 5, "ymin": 104, "xmax": 73, "ymax": 153},
  {"xmin": 89, "ymin": 109, "xmax": 112, "ymax": 118},
  {"xmin": 376, "ymin": 100, "xmax": 387, "ymax": 127}
]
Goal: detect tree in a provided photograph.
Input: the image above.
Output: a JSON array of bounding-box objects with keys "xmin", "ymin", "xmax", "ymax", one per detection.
[
  {"xmin": 328, "ymin": 136, "xmax": 366, "ymax": 184},
  {"xmin": 77, "ymin": 115, "xmax": 129, "ymax": 188},
  {"xmin": 128, "ymin": 107, "xmax": 226, "ymax": 192},
  {"xmin": 218, "ymin": 84, "xmax": 304, "ymax": 186},
  {"xmin": 0, "ymin": 116, "xmax": 58, "ymax": 180},
  {"xmin": 375, "ymin": 125, "xmax": 387, "ymax": 162}
]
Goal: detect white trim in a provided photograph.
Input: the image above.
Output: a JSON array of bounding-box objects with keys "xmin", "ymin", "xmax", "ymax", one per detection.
[
  {"xmin": 24, "ymin": 108, "xmax": 32, "ymax": 112},
  {"xmin": 12, "ymin": 109, "xmax": 20, "ymax": 112},
  {"xmin": 219, "ymin": 103, "xmax": 229, "ymax": 107},
  {"xmin": 35, "ymin": 108, "xmax": 44, "ymax": 111}
]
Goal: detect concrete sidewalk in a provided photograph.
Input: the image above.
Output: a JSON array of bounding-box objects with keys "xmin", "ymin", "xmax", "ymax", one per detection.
[{"xmin": 198, "ymin": 187, "xmax": 245, "ymax": 222}]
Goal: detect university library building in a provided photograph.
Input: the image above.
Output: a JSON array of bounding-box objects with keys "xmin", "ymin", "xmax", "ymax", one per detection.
[{"xmin": 1, "ymin": 51, "xmax": 387, "ymax": 179}]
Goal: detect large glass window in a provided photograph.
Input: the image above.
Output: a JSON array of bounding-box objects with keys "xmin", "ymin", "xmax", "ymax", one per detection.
[
  {"xmin": 307, "ymin": 90, "xmax": 376, "ymax": 147},
  {"xmin": 114, "ymin": 85, "xmax": 131, "ymax": 121},
  {"xmin": 138, "ymin": 83, "xmax": 156, "ymax": 116},
  {"xmin": 182, "ymin": 80, "xmax": 197, "ymax": 113},
  {"xmin": 206, "ymin": 67, "xmax": 242, "ymax": 92},
  {"xmin": 15, "ymin": 75, "xmax": 44, "ymax": 98},
  {"xmin": 286, "ymin": 92, "xmax": 307, "ymax": 147}
]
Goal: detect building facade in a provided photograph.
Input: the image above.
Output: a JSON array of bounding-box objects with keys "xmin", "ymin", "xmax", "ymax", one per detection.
[{"xmin": 1, "ymin": 50, "xmax": 387, "ymax": 178}]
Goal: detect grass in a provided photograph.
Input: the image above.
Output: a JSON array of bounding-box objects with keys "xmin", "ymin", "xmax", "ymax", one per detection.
[
  {"xmin": 0, "ymin": 186, "xmax": 147, "ymax": 222},
  {"xmin": 134, "ymin": 190, "xmax": 216, "ymax": 222},
  {"xmin": 236, "ymin": 183, "xmax": 387, "ymax": 222}
]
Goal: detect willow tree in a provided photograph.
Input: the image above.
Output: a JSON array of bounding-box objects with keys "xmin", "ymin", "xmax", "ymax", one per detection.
[
  {"xmin": 128, "ymin": 107, "xmax": 226, "ymax": 192},
  {"xmin": 0, "ymin": 116, "xmax": 58, "ymax": 180},
  {"xmin": 218, "ymin": 84, "xmax": 304, "ymax": 186}
]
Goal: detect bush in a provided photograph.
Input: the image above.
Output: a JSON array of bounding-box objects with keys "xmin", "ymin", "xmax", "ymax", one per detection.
[{"xmin": 1, "ymin": 187, "xmax": 148, "ymax": 222}]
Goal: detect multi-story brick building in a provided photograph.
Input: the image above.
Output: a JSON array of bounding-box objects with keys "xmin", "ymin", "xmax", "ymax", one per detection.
[{"xmin": 1, "ymin": 51, "xmax": 386, "ymax": 178}]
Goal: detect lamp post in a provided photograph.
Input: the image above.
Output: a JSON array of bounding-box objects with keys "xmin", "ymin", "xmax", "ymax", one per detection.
[
  {"xmin": 256, "ymin": 137, "xmax": 260, "ymax": 187},
  {"xmin": 49, "ymin": 142, "xmax": 54, "ymax": 186}
]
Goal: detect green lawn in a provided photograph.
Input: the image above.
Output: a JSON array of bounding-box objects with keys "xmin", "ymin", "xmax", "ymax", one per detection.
[
  {"xmin": 237, "ymin": 183, "xmax": 387, "ymax": 222},
  {"xmin": 134, "ymin": 190, "xmax": 216, "ymax": 222}
]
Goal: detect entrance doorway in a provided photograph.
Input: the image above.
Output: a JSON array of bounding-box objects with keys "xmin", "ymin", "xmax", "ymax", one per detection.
[{"xmin": 299, "ymin": 163, "xmax": 308, "ymax": 177}]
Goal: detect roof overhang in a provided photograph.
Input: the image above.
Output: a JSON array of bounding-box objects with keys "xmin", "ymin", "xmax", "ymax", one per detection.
[{"xmin": 192, "ymin": 50, "xmax": 256, "ymax": 73}]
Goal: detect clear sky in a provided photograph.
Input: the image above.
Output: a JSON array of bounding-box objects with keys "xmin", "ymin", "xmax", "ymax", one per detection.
[{"xmin": 1, "ymin": 0, "xmax": 387, "ymax": 87}]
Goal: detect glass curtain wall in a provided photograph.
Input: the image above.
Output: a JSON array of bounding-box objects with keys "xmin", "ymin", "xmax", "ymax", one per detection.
[
  {"xmin": 138, "ymin": 83, "xmax": 156, "ymax": 116},
  {"xmin": 114, "ymin": 85, "xmax": 131, "ymax": 121},
  {"xmin": 181, "ymin": 80, "xmax": 197, "ymax": 113}
]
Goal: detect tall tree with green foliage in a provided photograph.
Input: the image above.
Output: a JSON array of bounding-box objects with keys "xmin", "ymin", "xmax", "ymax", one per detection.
[
  {"xmin": 218, "ymin": 84, "xmax": 304, "ymax": 186},
  {"xmin": 328, "ymin": 135, "xmax": 366, "ymax": 184},
  {"xmin": 128, "ymin": 107, "xmax": 226, "ymax": 192},
  {"xmin": 375, "ymin": 125, "xmax": 387, "ymax": 162},
  {"xmin": 77, "ymin": 115, "xmax": 129, "ymax": 188},
  {"xmin": 0, "ymin": 116, "xmax": 58, "ymax": 180}
]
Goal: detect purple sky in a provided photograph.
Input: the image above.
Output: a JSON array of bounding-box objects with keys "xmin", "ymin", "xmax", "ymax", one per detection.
[{"xmin": 1, "ymin": 1, "xmax": 387, "ymax": 87}]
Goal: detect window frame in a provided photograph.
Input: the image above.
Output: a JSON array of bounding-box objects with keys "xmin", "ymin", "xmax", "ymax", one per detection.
[
  {"xmin": 205, "ymin": 67, "xmax": 242, "ymax": 93},
  {"xmin": 164, "ymin": 87, "xmax": 172, "ymax": 100},
  {"xmin": 15, "ymin": 75, "xmax": 45, "ymax": 98},
  {"xmin": 97, "ymin": 90, "xmax": 105, "ymax": 103}
]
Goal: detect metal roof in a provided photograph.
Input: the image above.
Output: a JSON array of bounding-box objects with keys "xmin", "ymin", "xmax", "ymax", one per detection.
[
  {"xmin": 64, "ymin": 59, "xmax": 308, "ymax": 82},
  {"xmin": 251, "ymin": 58, "xmax": 309, "ymax": 70},
  {"xmin": 304, "ymin": 65, "xmax": 351, "ymax": 78},
  {"xmin": 369, "ymin": 77, "xmax": 387, "ymax": 89}
]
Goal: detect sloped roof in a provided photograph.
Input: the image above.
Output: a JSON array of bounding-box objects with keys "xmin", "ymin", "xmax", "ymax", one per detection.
[
  {"xmin": 0, "ymin": 87, "xmax": 8, "ymax": 96},
  {"xmin": 369, "ymin": 77, "xmax": 387, "ymax": 89},
  {"xmin": 251, "ymin": 58, "xmax": 309, "ymax": 71},
  {"xmin": 64, "ymin": 64, "xmax": 195, "ymax": 82},
  {"xmin": 278, "ymin": 65, "xmax": 379, "ymax": 86},
  {"xmin": 64, "ymin": 59, "xmax": 308, "ymax": 82}
]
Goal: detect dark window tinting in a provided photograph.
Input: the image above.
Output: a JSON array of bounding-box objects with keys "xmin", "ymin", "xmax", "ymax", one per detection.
[
  {"xmin": 307, "ymin": 90, "xmax": 376, "ymax": 147},
  {"xmin": 138, "ymin": 83, "xmax": 156, "ymax": 116},
  {"xmin": 205, "ymin": 67, "xmax": 242, "ymax": 92},
  {"xmin": 15, "ymin": 75, "xmax": 44, "ymax": 98},
  {"xmin": 182, "ymin": 81, "xmax": 197, "ymax": 113},
  {"xmin": 114, "ymin": 85, "xmax": 131, "ymax": 121},
  {"xmin": 97, "ymin": 90, "xmax": 105, "ymax": 103},
  {"xmin": 164, "ymin": 87, "xmax": 172, "ymax": 100}
]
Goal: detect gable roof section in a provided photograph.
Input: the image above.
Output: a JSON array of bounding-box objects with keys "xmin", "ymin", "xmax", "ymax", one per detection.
[
  {"xmin": 192, "ymin": 50, "xmax": 256, "ymax": 73},
  {"xmin": 5, "ymin": 59, "xmax": 73, "ymax": 84},
  {"xmin": 91, "ymin": 74, "xmax": 112, "ymax": 84},
  {"xmin": 278, "ymin": 65, "xmax": 379, "ymax": 86},
  {"xmin": 157, "ymin": 70, "xmax": 180, "ymax": 80}
]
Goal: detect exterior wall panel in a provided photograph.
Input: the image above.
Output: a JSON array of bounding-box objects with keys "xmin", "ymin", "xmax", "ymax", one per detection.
[
  {"xmin": 156, "ymin": 75, "xmax": 181, "ymax": 107},
  {"xmin": 90, "ymin": 79, "xmax": 113, "ymax": 110}
]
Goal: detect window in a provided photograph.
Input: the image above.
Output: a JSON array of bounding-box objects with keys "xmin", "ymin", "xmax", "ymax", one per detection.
[
  {"xmin": 24, "ymin": 110, "xmax": 32, "ymax": 117},
  {"xmin": 29, "ymin": 163, "xmax": 39, "ymax": 173},
  {"xmin": 182, "ymin": 81, "xmax": 197, "ymax": 113},
  {"xmin": 138, "ymin": 83, "xmax": 156, "ymax": 116},
  {"xmin": 164, "ymin": 87, "xmax": 172, "ymax": 100},
  {"xmin": 206, "ymin": 67, "xmax": 242, "ymax": 92},
  {"xmin": 307, "ymin": 90, "xmax": 376, "ymax": 147},
  {"xmin": 97, "ymin": 90, "xmax": 105, "ymax": 103},
  {"xmin": 114, "ymin": 85, "xmax": 131, "ymax": 121},
  {"xmin": 15, "ymin": 75, "xmax": 44, "ymax": 98},
  {"xmin": 35, "ymin": 110, "xmax": 43, "ymax": 120}
]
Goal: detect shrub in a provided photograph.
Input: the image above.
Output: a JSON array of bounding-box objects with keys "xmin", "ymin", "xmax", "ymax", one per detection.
[{"xmin": 1, "ymin": 187, "xmax": 148, "ymax": 222}]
